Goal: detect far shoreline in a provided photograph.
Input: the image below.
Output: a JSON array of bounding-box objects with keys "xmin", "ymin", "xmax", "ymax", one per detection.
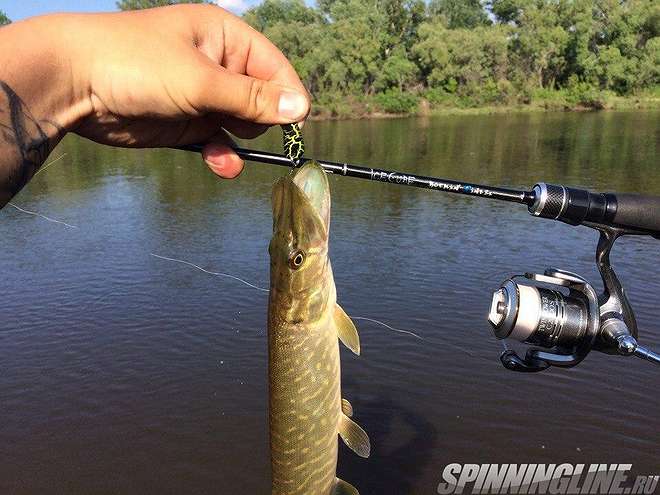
[{"xmin": 308, "ymin": 95, "xmax": 660, "ymax": 121}]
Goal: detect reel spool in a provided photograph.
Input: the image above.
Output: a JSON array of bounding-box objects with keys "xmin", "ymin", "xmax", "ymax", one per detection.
[
  {"xmin": 489, "ymin": 270, "xmax": 599, "ymax": 372},
  {"xmin": 487, "ymin": 225, "xmax": 660, "ymax": 372}
]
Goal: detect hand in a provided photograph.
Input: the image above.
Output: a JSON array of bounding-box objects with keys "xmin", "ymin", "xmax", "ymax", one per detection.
[{"xmin": 67, "ymin": 5, "xmax": 310, "ymax": 178}]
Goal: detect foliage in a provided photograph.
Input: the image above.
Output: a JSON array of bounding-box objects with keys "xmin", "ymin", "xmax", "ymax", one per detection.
[
  {"xmin": 564, "ymin": 77, "xmax": 609, "ymax": 109},
  {"xmin": 375, "ymin": 47, "xmax": 419, "ymax": 91},
  {"xmin": 428, "ymin": 0, "xmax": 490, "ymax": 29},
  {"xmin": 243, "ymin": 0, "xmax": 322, "ymax": 31},
  {"xmin": 374, "ymin": 89, "xmax": 420, "ymax": 113},
  {"xmin": 0, "ymin": 10, "xmax": 10, "ymax": 26},
  {"xmin": 114, "ymin": 0, "xmax": 660, "ymax": 113},
  {"xmin": 116, "ymin": 0, "xmax": 208, "ymax": 10},
  {"xmin": 251, "ymin": 0, "xmax": 659, "ymax": 113}
]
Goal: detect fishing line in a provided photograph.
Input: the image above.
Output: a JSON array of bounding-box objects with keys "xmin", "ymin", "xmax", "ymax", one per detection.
[
  {"xmin": 150, "ymin": 253, "xmax": 270, "ymax": 293},
  {"xmin": 34, "ymin": 153, "xmax": 67, "ymax": 177},
  {"xmin": 6, "ymin": 153, "xmax": 78, "ymax": 229},
  {"xmin": 351, "ymin": 316, "xmax": 426, "ymax": 341},
  {"xmin": 150, "ymin": 252, "xmax": 434, "ymax": 346},
  {"xmin": 11, "ymin": 130, "xmax": 475, "ymax": 350},
  {"xmin": 352, "ymin": 316, "xmax": 490, "ymax": 360},
  {"xmin": 7, "ymin": 202, "xmax": 79, "ymax": 229}
]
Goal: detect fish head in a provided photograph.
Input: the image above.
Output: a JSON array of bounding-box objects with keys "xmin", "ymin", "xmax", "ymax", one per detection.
[{"xmin": 269, "ymin": 162, "xmax": 331, "ymax": 299}]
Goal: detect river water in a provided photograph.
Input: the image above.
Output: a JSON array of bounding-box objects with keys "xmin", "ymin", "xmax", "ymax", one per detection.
[{"xmin": 1, "ymin": 111, "xmax": 658, "ymax": 494}]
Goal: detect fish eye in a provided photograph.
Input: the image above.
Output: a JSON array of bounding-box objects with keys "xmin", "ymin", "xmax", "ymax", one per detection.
[{"xmin": 289, "ymin": 251, "xmax": 306, "ymax": 269}]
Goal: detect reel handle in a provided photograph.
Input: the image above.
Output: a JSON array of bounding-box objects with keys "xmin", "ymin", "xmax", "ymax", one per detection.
[{"xmin": 633, "ymin": 345, "xmax": 660, "ymax": 365}]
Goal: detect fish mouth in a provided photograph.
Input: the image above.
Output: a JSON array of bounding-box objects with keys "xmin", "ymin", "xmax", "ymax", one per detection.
[
  {"xmin": 291, "ymin": 162, "xmax": 330, "ymax": 227},
  {"xmin": 271, "ymin": 162, "xmax": 331, "ymax": 240}
]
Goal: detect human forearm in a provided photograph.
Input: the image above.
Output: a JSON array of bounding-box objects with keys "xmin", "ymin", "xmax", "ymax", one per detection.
[{"xmin": 0, "ymin": 15, "xmax": 89, "ymax": 207}]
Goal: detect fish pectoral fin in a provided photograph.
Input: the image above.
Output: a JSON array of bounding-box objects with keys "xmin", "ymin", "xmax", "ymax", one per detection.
[
  {"xmin": 334, "ymin": 304, "xmax": 360, "ymax": 356},
  {"xmin": 333, "ymin": 478, "xmax": 360, "ymax": 495},
  {"xmin": 338, "ymin": 413, "xmax": 371, "ymax": 458},
  {"xmin": 341, "ymin": 398, "xmax": 353, "ymax": 417}
]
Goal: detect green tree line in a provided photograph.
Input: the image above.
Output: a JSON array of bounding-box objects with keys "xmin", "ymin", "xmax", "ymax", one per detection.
[
  {"xmin": 243, "ymin": 0, "xmax": 659, "ymax": 115},
  {"xmin": 111, "ymin": 0, "xmax": 657, "ymax": 115}
]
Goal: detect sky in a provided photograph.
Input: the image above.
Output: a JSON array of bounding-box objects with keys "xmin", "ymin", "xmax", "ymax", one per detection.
[{"xmin": 0, "ymin": 0, "xmax": 267, "ymax": 20}]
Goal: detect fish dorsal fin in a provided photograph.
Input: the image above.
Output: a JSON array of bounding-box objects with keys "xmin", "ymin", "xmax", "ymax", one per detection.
[
  {"xmin": 334, "ymin": 304, "xmax": 360, "ymax": 356},
  {"xmin": 341, "ymin": 398, "xmax": 353, "ymax": 417},
  {"xmin": 333, "ymin": 478, "xmax": 360, "ymax": 495},
  {"xmin": 339, "ymin": 413, "xmax": 371, "ymax": 458}
]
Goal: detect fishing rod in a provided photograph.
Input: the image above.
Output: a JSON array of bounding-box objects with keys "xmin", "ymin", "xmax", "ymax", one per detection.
[
  {"xmin": 176, "ymin": 142, "xmax": 660, "ymax": 372},
  {"xmin": 181, "ymin": 144, "xmax": 531, "ymax": 204},
  {"xmin": 179, "ymin": 144, "xmax": 660, "ymax": 238}
]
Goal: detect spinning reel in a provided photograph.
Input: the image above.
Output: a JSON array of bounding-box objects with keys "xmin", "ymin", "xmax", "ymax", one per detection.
[{"xmin": 488, "ymin": 184, "xmax": 660, "ymax": 372}]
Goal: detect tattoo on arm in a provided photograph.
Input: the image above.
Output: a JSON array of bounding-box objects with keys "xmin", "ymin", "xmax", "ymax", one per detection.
[{"xmin": 0, "ymin": 80, "xmax": 63, "ymax": 207}]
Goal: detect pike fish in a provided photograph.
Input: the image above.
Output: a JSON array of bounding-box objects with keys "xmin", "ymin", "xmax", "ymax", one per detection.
[{"xmin": 268, "ymin": 162, "xmax": 370, "ymax": 495}]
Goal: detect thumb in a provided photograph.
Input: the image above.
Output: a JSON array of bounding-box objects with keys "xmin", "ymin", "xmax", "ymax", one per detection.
[{"xmin": 194, "ymin": 64, "xmax": 310, "ymax": 125}]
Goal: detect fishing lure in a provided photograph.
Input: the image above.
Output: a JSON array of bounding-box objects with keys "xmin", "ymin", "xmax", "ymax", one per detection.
[{"xmin": 281, "ymin": 123, "xmax": 305, "ymax": 166}]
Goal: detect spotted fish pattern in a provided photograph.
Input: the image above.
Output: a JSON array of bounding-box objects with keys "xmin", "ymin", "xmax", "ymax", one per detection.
[
  {"xmin": 282, "ymin": 123, "xmax": 305, "ymax": 166},
  {"xmin": 268, "ymin": 162, "xmax": 370, "ymax": 495}
]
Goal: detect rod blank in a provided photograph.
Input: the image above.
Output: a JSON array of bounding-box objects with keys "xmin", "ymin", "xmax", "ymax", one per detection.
[{"xmin": 177, "ymin": 144, "xmax": 535, "ymax": 206}]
